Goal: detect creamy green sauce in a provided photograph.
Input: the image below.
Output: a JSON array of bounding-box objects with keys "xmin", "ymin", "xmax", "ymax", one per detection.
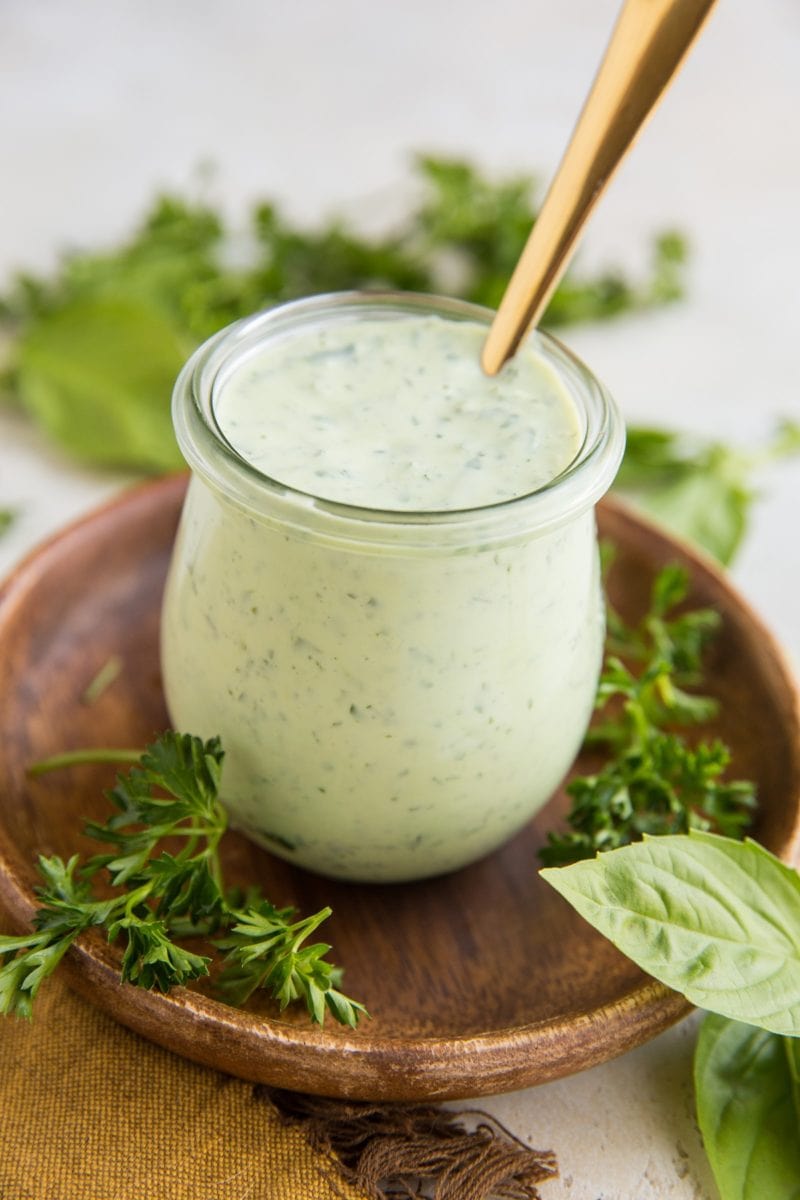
[
  {"xmin": 213, "ymin": 316, "xmax": 582, "ymax": 509},
  {"xmin": 162, "ymin": 311, "xmax": 603, "ymax": 882}
]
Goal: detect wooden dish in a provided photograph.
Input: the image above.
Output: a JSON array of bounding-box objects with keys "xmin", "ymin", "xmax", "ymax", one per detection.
[{"xmin": 0, "ymin": 474, "xmax": 798, "ymax": 1101}]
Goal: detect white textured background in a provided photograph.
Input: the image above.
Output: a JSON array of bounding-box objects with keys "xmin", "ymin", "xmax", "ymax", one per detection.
[{"xmin": 2, "ymin": 2, "xmax": 799, "ymax": 1195}]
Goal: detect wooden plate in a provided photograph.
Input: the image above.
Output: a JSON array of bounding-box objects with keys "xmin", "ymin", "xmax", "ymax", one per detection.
[{"xmin": 1, "ymin": 475, "xmax": 798, "ymax": 1101}]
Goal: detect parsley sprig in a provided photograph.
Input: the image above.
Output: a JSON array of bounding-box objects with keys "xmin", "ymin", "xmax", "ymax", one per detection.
[
  {"xmin": 0, "ymin": 732, "xmax": 367, "ymax": 1027},
  {"xmin": 540, "ymin": 562, "xmax": 757, "ymax": 866},
  {"xmin": 215, "ymin": 904, "xmax": 359, "ymax": 1025}
]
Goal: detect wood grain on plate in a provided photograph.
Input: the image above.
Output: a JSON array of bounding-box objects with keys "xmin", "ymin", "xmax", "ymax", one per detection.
[{"xmin": 0, "ymin": 474, "xmax": 798, "ymax": 1100}]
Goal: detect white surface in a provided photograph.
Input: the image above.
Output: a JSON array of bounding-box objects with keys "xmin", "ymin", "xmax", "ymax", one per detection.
[{"xmin": 1, "ymin": 2, "xmax": 799, "ymax": 1196}]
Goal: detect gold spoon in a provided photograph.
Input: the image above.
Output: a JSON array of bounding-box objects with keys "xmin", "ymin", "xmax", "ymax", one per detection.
[{"xmin": 481, "ymin": 0, "xmax": 718, "ymax": 376}]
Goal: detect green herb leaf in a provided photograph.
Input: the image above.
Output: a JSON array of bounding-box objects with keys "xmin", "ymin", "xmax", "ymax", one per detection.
[
  {"xmin": 694, "ymin": 1013, "xmax": 800, "ymax": 1199},
  {"xmin": 216, "ymin": 901, "xmax": 368, "ymax": 1027},
  {"xmin": 542, "ymin": 735, "xmax": 755, "ymax": 867},
  {"xmin": 0, "ymin": 855, "xmax": 102, "ymax": 1017},
  {"xmin": 83, "ymin": 731, "xmax": 227, "ymax": 886},
  {"xmin": 541, "ymin": 563, "xmax": 754, "ymax": 866},
  {"xmin": 15, "ymin": 296, "xmax": 186, "ymax": 472},
  {"xmin": 0, "ymin": 927, "xmax": 78, "ymax": 1018},
  {"xmin": 616, "ymin": 422, "xmax": 800, "ymax": 565},
  {"xmin": 541, "ymin": 832, "xmax": 800, "ymax": 1035},
  {"xmin": 109, "ymin": 914, "xmax": 211, "ymax": 992},
  {"xmin": 147, "ymin": 853, "xmax": 224, "ymax": 924},
  {"xmin": 4, "ymin": 733, "xmax": 365, "ymax": 1027},
  {"xmin": 626, "ymin": 469, "xmax": 749, "ymax": 566},
  {"xmin": 81, "ymin": 655, "xmax": 123, "ymax": 705}
]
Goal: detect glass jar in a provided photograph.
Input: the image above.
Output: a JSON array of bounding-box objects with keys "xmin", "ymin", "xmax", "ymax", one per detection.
[{"xmin": 161, "ymin": 292, "xmax": 624, "ymax": 883}]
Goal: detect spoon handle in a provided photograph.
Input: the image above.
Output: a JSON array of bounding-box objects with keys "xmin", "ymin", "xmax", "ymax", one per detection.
[{"xmin": 482, "ymin": 0, "xmax": 717, "ymax": 375}]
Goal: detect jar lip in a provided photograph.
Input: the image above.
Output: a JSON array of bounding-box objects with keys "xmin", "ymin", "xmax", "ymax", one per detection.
[{"xmin": 172, "ymin": 291, "xmax": 625, "ymax": 547}]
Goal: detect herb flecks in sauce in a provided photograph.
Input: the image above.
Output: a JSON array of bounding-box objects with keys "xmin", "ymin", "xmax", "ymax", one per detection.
[
  {"xmin": 213, "ymin": 315, "xmax": 581, "ymax": 512},
  {"xmin": 163, "ymin": 306, "xmax": 610, "ymax": 881}
]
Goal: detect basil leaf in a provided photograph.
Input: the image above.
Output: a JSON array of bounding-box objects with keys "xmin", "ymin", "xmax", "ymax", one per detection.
[
  {"xmin": 15, "ymin": 295, "xmax": 186, "ymax": 472},
  {"xmin": 695, "ymin": 1013, "xmax": 800, "ymax": 1199},
  {"xmin": 614, "ymin": 428, "xmax": 751, "ymax": 564},
  {"xmin": 787, "ymin": 1034, "xmax": 800, "ymax": 1130},
  {"xmin": 615, "ymin": 420, "xmax": 800, "ymax": 565},
  {"xmin": 540, "ymin": 832, "xmax": 800, "ymax": 1034},
  {"xmin": 618, "ymin": 467, "xmax": 750, "ymax": 565}
]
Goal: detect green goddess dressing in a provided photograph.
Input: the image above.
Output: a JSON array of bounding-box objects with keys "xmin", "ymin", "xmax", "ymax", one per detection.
[{"xmin": 162, "ymin": 296, "xmax": 623, "ymax": 882}]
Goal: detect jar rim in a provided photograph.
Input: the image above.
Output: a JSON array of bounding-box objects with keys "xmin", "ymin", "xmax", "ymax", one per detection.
[{"xmin": 171, "ymin": 291, "xmax": 625, "ymax": 550}]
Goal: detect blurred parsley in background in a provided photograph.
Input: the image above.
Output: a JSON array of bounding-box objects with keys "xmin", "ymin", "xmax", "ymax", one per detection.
[{"xmin": 1, "ymin": 155, "xmax": 796, "ymax": 563}]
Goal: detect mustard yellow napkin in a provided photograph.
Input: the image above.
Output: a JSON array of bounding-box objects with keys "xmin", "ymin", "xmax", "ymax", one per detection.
[
  {"xmin": 0, "ymin": 965, "xmax": 366, "ymax": 1200},
  {"xmin": 0, "ymin": 902, "xmax": 558, "ymax": 1200}
]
